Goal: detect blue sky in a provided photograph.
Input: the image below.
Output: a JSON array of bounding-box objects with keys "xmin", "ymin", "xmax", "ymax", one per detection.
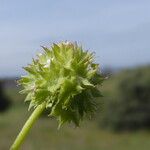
[{"xmin": 0, "ymin": 0, "xmax": 150, "ymax": 77}]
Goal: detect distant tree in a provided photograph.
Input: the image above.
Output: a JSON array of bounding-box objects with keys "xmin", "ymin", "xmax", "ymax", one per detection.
[
  {"xmin": 100, "ymin": 66, "xmax": 150, "ymax": 131},
  {"xmin": 0, "ymin": 80, "xmax": 11, "ymax": 112}
]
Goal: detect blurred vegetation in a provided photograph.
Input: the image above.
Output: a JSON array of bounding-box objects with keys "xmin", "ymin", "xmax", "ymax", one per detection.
[
  {"xmin": 0, "ymin": 81, "xmax": 11, "ymax": 112},
  {"xmin": 100, "ymin": 65, "xmax": 150, "ymax": 131},
  {"xmin": 1, "ymin": 90, "xmax": 150, "ymax": 150},
  {"xmin": 1, "ymin": 65, "xmax": 150, "ymax": 149}
]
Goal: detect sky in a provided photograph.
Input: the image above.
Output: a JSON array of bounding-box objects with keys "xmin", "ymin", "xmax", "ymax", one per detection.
[{"xmin": 0, "ymin": 0, "xmax": 150, "ymax": 77}]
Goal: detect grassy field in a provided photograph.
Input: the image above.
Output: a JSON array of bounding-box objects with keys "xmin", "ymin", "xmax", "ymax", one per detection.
[
  {"xmin": 1, "ymin": 75, "xmax": 150, "ymax": 150},
  {"xmin": 1, "ymin": 105, "xmax": 150, "ymax": 150}
]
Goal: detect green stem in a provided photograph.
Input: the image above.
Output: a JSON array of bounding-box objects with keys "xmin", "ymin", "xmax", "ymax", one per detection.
[{"xmin": 10, "ymin": 102, "xmax": 46, "ymax": 150}]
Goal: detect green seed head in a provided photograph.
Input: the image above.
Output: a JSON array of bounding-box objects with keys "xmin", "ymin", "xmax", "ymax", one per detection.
[{"xmin": 19, "ymin": 41, "xmax": 104, "ymax": 127}]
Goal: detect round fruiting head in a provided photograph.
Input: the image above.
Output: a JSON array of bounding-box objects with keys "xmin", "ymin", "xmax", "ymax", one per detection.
[{"xmin": 19, "ymin": 42, "xmax": 104, "ymax": 127}]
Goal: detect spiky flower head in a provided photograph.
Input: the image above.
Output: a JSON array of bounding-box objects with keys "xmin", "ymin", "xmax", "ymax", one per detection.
[{"xmin": 19, "ymin": 41, "xmax": 104, "ymax": 127}]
